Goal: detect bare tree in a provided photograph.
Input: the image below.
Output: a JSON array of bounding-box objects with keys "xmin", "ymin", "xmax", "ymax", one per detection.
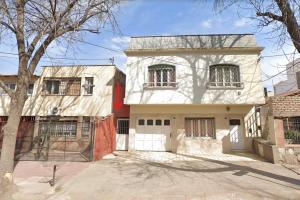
[
  {"xmin": 214, "ymin": 0, "xmax": 300, "ymax": 53},
  {"xmin": 0, "ymin": 0, "xmax": 120, "ymax": 183}
]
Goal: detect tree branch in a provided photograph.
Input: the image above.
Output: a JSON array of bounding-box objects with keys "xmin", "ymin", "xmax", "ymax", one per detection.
[
  {"xmin": 256, "ymin": 11, "xmax": 284, "ymax": 22},
  {"xmin": 0, "ymin": 21, "xmax": 16, "ymax": 34},
  {"xmin": 0, "ymin": 79, "xmax": 14, "ymax": 97},
  {"xmin": 1, "ymin": 0, "xmax": 17, "ymax": 30}
]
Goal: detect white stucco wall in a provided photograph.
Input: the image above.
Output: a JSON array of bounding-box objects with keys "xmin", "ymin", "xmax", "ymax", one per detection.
[
  {"xmin": 0, "ymin": 65, "xmax": 117, "ymax": 117},
  {"xmin": 125, "ymin": 52, "xmax": 265, "ymax": 105},
  {"xmin": 128, "ymin": 105, "xmax": 256, "ymax": 153}
]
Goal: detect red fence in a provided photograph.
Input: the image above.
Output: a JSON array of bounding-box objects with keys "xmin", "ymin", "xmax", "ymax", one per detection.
[
  {"xmin": 93, "ymin": 115, "xmax": 116, "ymax": 160},
  {"xmin": 0, "ymin": 116, "xmax": 35, "ymax": 154}
]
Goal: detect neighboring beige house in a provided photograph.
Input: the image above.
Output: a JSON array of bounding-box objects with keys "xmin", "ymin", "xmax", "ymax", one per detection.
[
  {"xmin": 124, "ymin": 34, "xmax": 265, "ymax": 154},
  {"xmin": 0, "ymin": 65, "xmax": 129, "ymax": 161},
  {"xmin": 274, "ymin": 58, "xmax": 300, "ymax": 94}
]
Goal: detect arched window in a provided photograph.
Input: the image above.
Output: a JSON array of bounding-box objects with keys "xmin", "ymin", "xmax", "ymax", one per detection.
[
  {"xmin": 147, "ymin": 64, "xmax": 176, "ymax": 87},
  {"xmin": 209, "ymin": 64, "xmax": 241, "ymax": 88}
]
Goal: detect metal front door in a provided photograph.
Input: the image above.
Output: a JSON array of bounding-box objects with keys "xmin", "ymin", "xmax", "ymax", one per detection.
[{"xmin": 229, "ymin": 119, "xmax": 245, "ymax": 150}]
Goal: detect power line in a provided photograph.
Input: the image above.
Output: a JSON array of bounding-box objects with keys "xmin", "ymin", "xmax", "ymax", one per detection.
[{"xmin": 0, "ymin": 42, "xmax": 299, "ymax": 83}]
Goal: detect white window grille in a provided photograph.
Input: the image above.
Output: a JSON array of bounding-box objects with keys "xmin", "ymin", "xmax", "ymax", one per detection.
[
  {"xmin": 39, "ymin": 121, "xmax": 77, "ymax": 137},
  {"xmin": 208, "ymin": 64, "xmax": 242, "ymax": 88},
  {"xmin": 185, "ymin": 118, "xmax": 215, "ymax": 138},
  {"xmin": 145, "ymin": 64, "xmax": 177, "ymax": 88},
  {"xmin": 43, "ymin": 78, "xmax": 81, "ymax": 95}
]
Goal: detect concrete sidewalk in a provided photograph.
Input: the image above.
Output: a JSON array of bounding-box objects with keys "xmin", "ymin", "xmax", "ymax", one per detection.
[{"xmin": 2, "ymin": 152, "xmax": 300, "ymax": 200}]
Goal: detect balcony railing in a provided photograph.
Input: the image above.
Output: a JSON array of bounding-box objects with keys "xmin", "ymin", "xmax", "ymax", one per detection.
[
  {"xmin": 143, "ymin": 82, "xmax": 178, "ymax": 89},
  {"xmin": 207, "ymin": 82, "xmax": 244, "ymax": 89}
]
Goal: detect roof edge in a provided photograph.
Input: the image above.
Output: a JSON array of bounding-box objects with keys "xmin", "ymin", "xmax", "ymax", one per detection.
[{"xmin": 130, "ymin": 33, "xmax": 255, "ymax": 38}]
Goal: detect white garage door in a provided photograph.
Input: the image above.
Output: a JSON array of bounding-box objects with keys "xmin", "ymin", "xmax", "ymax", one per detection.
[{"xmin": 135, "ymin": 118, "xmax": 171, "ymax": 151}]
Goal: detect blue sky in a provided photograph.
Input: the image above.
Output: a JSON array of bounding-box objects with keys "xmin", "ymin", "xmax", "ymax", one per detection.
[{"xmin": 0, "ymin": 0, "xmax": 297, "ymax": 90}]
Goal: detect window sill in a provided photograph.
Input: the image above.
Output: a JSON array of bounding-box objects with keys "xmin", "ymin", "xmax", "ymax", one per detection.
[
  {"xmin": 83, "ymin": 94, "xmax": 93, "ymax": 96},
  {"xmin": 185, "ymin": 137, "xmax": 216, "ymax": 140},
  {"xmin": 143, "ymin": 82, "xmax": 178, "ymax": 90},
  {"xmin": 41, "ymin": 94, "xmax": 81, "ymax": 96},
  {"xmin": 144, "ymin": 86, "xmax": 178, "ymax": 90},
  {"xmin": 207, "ymin": 82, "xmax": 244, "ymax": 90}
]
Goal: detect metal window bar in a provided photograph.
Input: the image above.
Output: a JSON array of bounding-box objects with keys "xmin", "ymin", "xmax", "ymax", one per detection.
[
  {"xmin": 209, "ymin": 65, "xmax": 242, "ymax": 88},
  {"xmin": 39, "ymin": 121, "xmax": 77, "ymax": 138},
  {"xmin": 117, "ymin": 119, "xmax": 129, "ymax": 134},
  {"xmin": 43, "ymin": 78, "xmax": 81, "ymax": 95},
  {"xmin": 283, "ymin": 117, "xmax": 300, "ymax": 143},
  {"xmin": 82, "ymin": 121, "xmax": 91, "ymax": 136},
  {"xmin": 185, "ymin": 118, "xmax": 216, "ymax": 139},
  {"xmin": 147, "ymin": 65, "xmax": 176, "ymax": 88}
]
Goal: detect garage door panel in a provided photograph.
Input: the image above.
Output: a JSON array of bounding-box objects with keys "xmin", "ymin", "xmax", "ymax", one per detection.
[
  {"xmin": 144, "ymin": 134, "xmax": 153, "ymax": 140},
  {"xmin": 135, "ymin": 134, "xmax": 145, "ymax": 141},
  {"xmin": 152, "ymin": 134, "xmax": 165, "ymax": 141},
  {"xmin": 135, "ymin": 118, "xmax": 170, "ymax": 151},
  {"xmin": 135, "ymin": 140, "xmax": 144, "ymax": 150},
  {"xmin": 144, "ymin": 140, "xmax": 153, "ymax": 150},
  {"xmin": 153, "ymin": 141, "xmax": 164, "ymax": 151}
]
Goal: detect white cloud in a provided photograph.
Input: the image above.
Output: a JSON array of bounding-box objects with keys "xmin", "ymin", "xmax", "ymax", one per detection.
[
  {"xmin": 234, "ymin": 18, "xmax": 248, "ymax": 28},
  {"xmin": 111, "ymin": 36, "xmax": 130, "ymax": 45},
  {"xmin": 110, "ymin": 36, "xmax": 130, "ymax": 52},
  {"xmin": 201, "ymin": 19, "xmax": 212, "ymax": 29}
]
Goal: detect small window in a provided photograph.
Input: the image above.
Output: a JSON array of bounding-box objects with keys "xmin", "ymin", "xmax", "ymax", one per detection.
[
  {"xmin": 5, "ymin": 82, "xmax": 16, "ymax": 90},
  {"xmin": 0, "ymin": 82, "xmax": 16, "ymax": 95},
  {"xmin": 138, "ymin": 119, "xmax": 145, "ymax": 126},
  {"xmin": 45, "ymin": 80, "xmax": 60, "ymax": 94},
  {"xmin": 229, "ymin": 119, "xmax": 241, "ymax": 126},
  {"xmin": 164, "ymin": 119, "xmax": 170, "ymax": 126},
  {"xmin": 27, "ymin": 84, "xmax": 34, "ymax": 95},
  {"xmin": 82, "ymin": 118, "xmax": 91, "ymax": 137},
  {"xmin": 156, "ymin": 119, "xmax": 162, "ymax": 126},
  {"xmin": 147, "ymin": 119, "xmax": 153, "ymax": 126},
  {"xmin": 83, "ymin": 77, "xmax": 94, "ymax": 95}
]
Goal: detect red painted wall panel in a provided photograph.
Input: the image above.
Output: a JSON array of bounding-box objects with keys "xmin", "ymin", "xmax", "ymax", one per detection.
[
  {"xmin": 112, "ymin": 78, "xmax": 130, "ymax": 119},
  {"xmin": 0, "ymin": 116, "xmax": 35, "ymax": 152},
  {"xmin": 93, "ymin": 115, "xmax": 116, "ymax": 160}
]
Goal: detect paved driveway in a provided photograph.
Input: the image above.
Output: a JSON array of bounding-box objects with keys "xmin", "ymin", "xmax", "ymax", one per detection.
[{"xmin": 6, "ymin": 152, "xmax": 300, "ymax": 200}]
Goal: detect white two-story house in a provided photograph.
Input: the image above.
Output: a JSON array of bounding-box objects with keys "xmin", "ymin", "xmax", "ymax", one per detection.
[{"xmin": 124, "ymin": 34, "xmax": 265, "ymax": 154}]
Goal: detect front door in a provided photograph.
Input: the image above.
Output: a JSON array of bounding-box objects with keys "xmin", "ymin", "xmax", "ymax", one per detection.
[{"xmin": 229, "ymin": 119, "xmax": 244, "ymax": 150}]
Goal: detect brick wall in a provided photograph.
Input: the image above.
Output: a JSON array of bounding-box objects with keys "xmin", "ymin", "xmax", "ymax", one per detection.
[{"xmin": 268, "ymin": 91, "xmax": 300, "ymax": 117}]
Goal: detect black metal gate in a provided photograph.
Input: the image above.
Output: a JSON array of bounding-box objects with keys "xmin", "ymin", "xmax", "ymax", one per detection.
[{"xmin": 12, "ymin": 120, "xmax": 95, "ymax": 162}]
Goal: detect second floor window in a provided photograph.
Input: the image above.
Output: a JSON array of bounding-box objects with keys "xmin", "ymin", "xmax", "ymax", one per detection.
[
  {"xmin": 147, "ymin": 64, "xmax": 176, "ymax": 87},
  {"xmin": 83, "ymin": 77, "xmax": 94, "ymax": 95},
  {"xmin": 209, "ymin": 64, "xmax": 242, "ymax": 88},
  {"xmin": 27, "ymin": 84, "xmax": 34, "ymax": 95},
  {"xmin": 0, "ymin": 82, "xmax": 16, "ymax": 95},
  {"xmin": 43, "ymin": 78, "xmax": 81, "ymax": 96}
]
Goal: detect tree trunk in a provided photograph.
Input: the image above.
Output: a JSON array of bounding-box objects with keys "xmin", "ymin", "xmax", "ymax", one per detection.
[{"xmin": 0, "ymin": 83, "xmax": 27, "ymax": 183}]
